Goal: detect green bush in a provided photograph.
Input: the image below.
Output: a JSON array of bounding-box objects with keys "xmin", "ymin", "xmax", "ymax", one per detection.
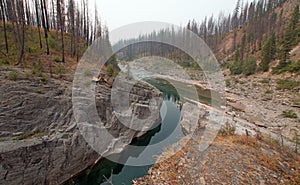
[{"xmin": 282, "ymin": 110, "xmax": 298, "ymax": 119}]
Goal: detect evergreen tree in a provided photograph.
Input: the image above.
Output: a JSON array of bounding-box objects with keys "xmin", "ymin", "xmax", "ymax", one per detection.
[
  {"xmin": 280, "ymin": 5, "xmax": 299, "ymax": 61},
  {"xmin": 261, "ymin": 33, "xmax": 276, "ymax": 72},
  {"xmin": 243, "ymin": 58, "xmax": 257, "ymax": 76}
]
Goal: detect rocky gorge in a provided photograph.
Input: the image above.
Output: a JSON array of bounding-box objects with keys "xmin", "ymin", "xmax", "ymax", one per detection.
[{"xmin": 0, "ymin": 66, "xmax": 163, "ymax": 185}]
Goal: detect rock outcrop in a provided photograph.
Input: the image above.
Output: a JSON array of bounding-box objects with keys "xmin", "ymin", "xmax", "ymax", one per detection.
[{"xmin": 0, "ymin": 67, "xmax": 162, "ymax": 185}]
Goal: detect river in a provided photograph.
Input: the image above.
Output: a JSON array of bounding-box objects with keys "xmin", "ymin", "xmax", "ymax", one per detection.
[{"xmin": 67, "ymin": 78, "xmax": 187, "ymax": 185}]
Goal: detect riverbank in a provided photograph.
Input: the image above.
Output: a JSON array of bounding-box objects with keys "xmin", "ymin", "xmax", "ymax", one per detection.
[
  {"xmin": 131, "ymin": 66, "xmax": 300, "ymax": 184},
  {"xmin": 134, "ymin": 134, "xmax": 300, "ymax": 185},
  {"xmin": 126, "ymin": 58, "xmax": 299, "ymax": 146}
]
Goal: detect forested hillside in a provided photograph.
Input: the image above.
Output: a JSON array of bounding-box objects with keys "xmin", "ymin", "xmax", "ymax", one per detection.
[
  {"xmin": 113, "ymin": 0, "xmax": 300, "ymax": 76},
  {"xmin": 0, "ymin": 0, "xmax": 111, "ymax": 78}
]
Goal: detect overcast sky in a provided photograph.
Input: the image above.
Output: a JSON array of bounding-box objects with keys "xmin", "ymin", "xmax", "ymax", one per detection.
[{"xmin": 93, "ymin": 0, "xmax": 240, "ymax": 30}]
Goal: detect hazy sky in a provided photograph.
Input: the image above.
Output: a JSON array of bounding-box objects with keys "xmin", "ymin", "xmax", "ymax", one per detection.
[{"xmin": 93, "ymin": 0, "xmax": 239, "ymax": 30}]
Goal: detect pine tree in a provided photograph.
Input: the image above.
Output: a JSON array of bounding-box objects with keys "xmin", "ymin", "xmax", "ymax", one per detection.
[
  {"xmin": 261, "ymin": 33, "xmax": 276, "ymax": 71},
  {"xmin": 280, "ymin": 5, "xmax": 299, "ymax": 61}
]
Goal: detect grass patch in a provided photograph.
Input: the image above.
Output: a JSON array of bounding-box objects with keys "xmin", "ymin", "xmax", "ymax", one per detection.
[
  {"xmin": 225, "ymin": 79, "xmax": 231, "ymax": 87},
  {"xmin": 292, "ymin": 96, "xmax": 300, "ymax": 106},
  {"xmin": 233, "ymin": 135, "xmax": 260, "ymax": 148},
  {"xmin": 53, "ymin": 56, "xmax": 63, "ymax": 63},
  {"xmin": 219, "ymin": 122, "xmax": 236, "ymax": 136},
  {"xmin": 7, "ymin": 70, "xmax": 20, "ymax": 81},
  {"xmin": 32, "ymin": 60, "xmax": 44, "ymax": 77},
  {"xmin": 83, "ymin": 68, "xmax": 92, "ymax": 77},
  {"xmin": 232, "ymin": 77, "xmax": 241, "ymax": 84},
  {"xmin": 12, "ymin": 131, "xmax": 46, "ymax": 141},
  {"xmin": 35, "ymin": 89, "xmax": 45, "ymax": 94},
  {"xmin": 54, "ymin": 64, "xmax": 65, "ymax": 78},
  {"xmin": 260, "ymin": 78, "xmax": 270, "ymax": 84},
  {"xmin": 0, "ymin": 58, "xmax": 10, "ymax": 65},
  {"xmin": 265, "ymin": 89, "xmax": 273, "ymax": 94}
]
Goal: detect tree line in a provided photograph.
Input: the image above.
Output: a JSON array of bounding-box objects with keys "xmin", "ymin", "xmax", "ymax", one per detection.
[
  {"xmin": 0, "ymin": 0, "xmax": 108, "ymax": 64},
  {"xmin": 187, "ymin": 0, "xmax": 299, "ymax": 74},
  {"xmin": 113, "ymin": 0, "xmax": 299, "ymax": 75},
  {"xmin": 187, "ymin": 0, "xmax": 288, "ymax": 52},
  {"xmin": 113, "ymin": 27, "xmax": 218, "ymax": 71}
]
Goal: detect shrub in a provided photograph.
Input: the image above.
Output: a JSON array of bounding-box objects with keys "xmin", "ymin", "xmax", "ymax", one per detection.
[
  {"xmin": 32, "ymin": 60, "xmax": 44, "ymax": 77},
  {"xmin": 260, "ymin": 78, "xmax": 270, "ymax": 84},
  {"xmin": 225, "ymin": 79, "xmax": 231, "ymax": 87},
  {"xmin": 229, "ymin": 58, "xmax": 257, "ymax": 76},
  {"xmin": 48, "ymin": 37, "xmax": 58, "ymax": 49},
  {"xmin": 285, "ymin": 61, "xmax": 300, "ymax": 73},
  {"xmin": 0, "ymin": 58, "xmax": 10, "ymax": 65},
  {"xmin": 273, "ymin": 60, "xmax": 300, "ymax": 74},
  {"xmin": 277, "ymin": 79, "xmax": 300, "ymax": 90},
  {"xmin": 106, "ymin": 64, "xmax": 118, "ymax": 77},
  {"xmin": 83, "ymin": 69, "xmax": 92, "ymax": 77},
  {"xmin": 265, "ymin": 89, "xmax": 273, "ymax": 94},
  {"xmin": 242, "ymin": 58, "xmax": 257, "ymax": 76},
  {"xmin": 54, "ymin": 65, "xmax": 65, "ymax": 78},
  {"xmin": 282, "ymin": 110, "xmax": 298, "ymax": 119},
  {"xmin": 54, "ymin": 56, "xmax": 63, "ymax": 63},
  {"xmin": 229, "ymin": 60, "xmax": 243, "ymax": 75},
  {"xmin": 8, "ymin": 70, "xmax": 20, "ymax": 81},
  {"xmin": 219, "ymin": 122, "xmax": 236, "ymax": 136}
]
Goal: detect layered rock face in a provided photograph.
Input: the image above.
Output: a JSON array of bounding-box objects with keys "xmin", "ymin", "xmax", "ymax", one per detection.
[{"xmin": 0, "ymin": 68, "xmax": 162, "ymax": 185}]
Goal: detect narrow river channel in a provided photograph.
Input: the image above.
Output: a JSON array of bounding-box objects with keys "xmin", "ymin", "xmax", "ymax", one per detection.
[{"xmin": 68, "ymin": 78, "xmax": 186, "ymax": 185}]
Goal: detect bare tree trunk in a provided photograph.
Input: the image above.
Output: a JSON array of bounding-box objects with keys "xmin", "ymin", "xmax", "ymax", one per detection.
[
  {"xmin": 10, "ymin": 0, "xmax": 23, "ymax": 64},
  {"xmin": 75, "ymin": 12, "xmax": 79, "ymax": 62},
  {"xmin": 40, "ymin": 0, "xmax": 50, "ymax": 55},
  {"xmin": 24, "ymin": 0, "xmax": 30, "ymax": 25},
  {"xmin": 7, "ymin": 1, "xmax": 19, "ymax": 50},
  {"xmin": 35, "ymin": 0, "xmax": 43, "ymax": 49},
  {"xmin": 0, "ymin": 0, "xmax": 8, "ymax": 53},
  {"xmin": 51, "ymin": 0, "xmax": 56, "ymax": 30},
  {"xmin": 57, "ymin": 0, "xmax": 65, "ymax": 62},
  {"xmin": 43, "ymin": 0, "xmax": 50, "ymax": 31},
  {"xmin": 16, "ymin": 0, "xmax": 26, "ymax": 65}
]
